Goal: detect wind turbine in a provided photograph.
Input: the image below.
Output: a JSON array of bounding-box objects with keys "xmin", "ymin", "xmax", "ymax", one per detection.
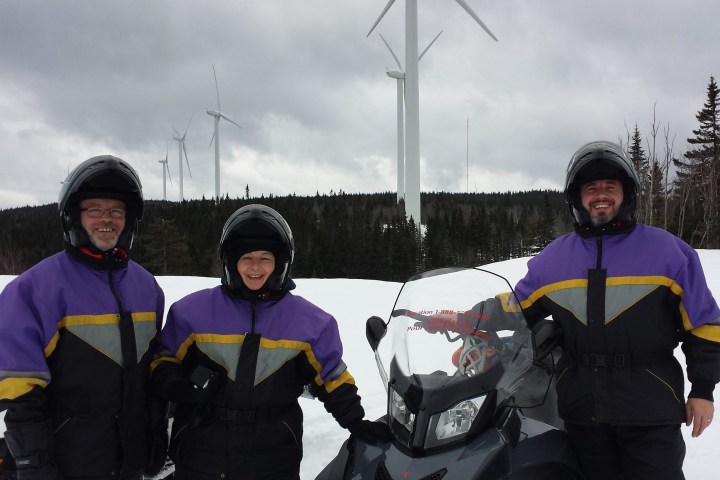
[
  {"xmin": 368, "ymin": 0, "xmax": 498, "ymax": 223},
  {"xmin": 172, "ymin": 116, "xmax": 193, "ymax": 201},
  {"xmin": 59, "ymin": 163, "xmax": 70, "ymax": 184},
  {"xmin": 379, "ymin": 31, "xmax": 442, "ymax": 204},
  {"xmin": 206, "ymin": 64, "xmax": 242, "ymax": 201},
  {"xmin": 158, "ymin": 144, "xmax": 172, "ymax": 200}
]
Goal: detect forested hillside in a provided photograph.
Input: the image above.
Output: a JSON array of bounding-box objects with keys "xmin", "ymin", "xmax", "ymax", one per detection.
[
  {"xmin": 2, "ymin": 75, "xmax": 718, "ymax": 281},
  {"xmin": 0, "ymin": 190, "xmax": 570, "ymax": 281}
]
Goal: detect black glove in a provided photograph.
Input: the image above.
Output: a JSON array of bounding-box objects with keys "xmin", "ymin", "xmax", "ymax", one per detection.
[
  {"xmin": 531, "ymin": 319, "xmax": 563, "ymax": 364},
  {"xmin": 164, "ymin": 377, "xmax": 206, "ymax": 404},
  {"xmin": 4, "ymin": 421, "xmax": 63, "ymax": 480},
  {"xmin": 347, "ymin": 419, "xmax": 393, "ymax": 444},
  {"xmin": 143, "ymin": 398, "xmax": 170, "ymax": 477},
  {"xmin": 0, "ymin": 437, "xmax": 17, "ymax": 480}
]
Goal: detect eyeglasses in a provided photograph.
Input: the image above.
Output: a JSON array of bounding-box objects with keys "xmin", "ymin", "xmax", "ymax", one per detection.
[{"xmin": 80, "ymin": 207, "xmax": 126, "ymax": 219}]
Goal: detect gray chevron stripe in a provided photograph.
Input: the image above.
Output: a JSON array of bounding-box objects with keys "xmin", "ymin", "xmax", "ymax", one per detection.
[
  {"xmin": 256, "ymin": 347, "xmax": 302, "ymax": 383},
  {"xmin": 196, "ymin": 340, "xmax": 303, "ymax": 384},
  {"xmin": 195, "ymin": 341, "xmax": 241, "ymax": 380},
  {"xmin": 546, "ymin": 283, "xmax": 660, "ymax": 325},
  {"xmin": 65, "ymin": 320, "xmax": 157, "ymax": 365}
]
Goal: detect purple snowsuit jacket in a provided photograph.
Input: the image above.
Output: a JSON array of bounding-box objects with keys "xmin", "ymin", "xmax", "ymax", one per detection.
[
  {"xmin": 514, "ymin": 223, "xmax": 720, "ymax": 425},
  {"xmin": 0, "ymin": 250, "xmax": 165, "ymax": 478},
  {"xmin": 152, "ymin": 285, "xmax": 364, "ymax": 479}
]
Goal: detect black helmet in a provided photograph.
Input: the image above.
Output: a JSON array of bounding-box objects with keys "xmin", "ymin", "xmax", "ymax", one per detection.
[
  {"xmin": 564, "ymin": 141, "xmax": 640, "ymax": 233},
  {"xmin": 219, "ymin": 204, "xmax": 295, "ymax": 294},
  {"xmin": 58, "ymin": 155, "xmax": 143, "ymax": 250}
]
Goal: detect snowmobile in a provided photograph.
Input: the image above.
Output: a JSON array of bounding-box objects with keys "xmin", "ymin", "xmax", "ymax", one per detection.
[{"xmin": 316, "ymin": 267, "xmax": 584, "ymax": 480}]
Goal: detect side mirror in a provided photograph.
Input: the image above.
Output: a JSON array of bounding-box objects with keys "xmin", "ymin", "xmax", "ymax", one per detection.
[
  {"xmin": 532, "ymin": 320, "xmax": 563, "ymax": 362},
  {"xmin": 366, "ymin": 316, "xmax": 387, "ymax": 352}
]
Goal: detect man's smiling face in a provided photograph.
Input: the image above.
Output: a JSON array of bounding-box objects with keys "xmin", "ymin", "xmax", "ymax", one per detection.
[
  {"xmin": 79, "ymin": 198, "xmax": 126, "ymax": 251},
  {"xmin": 580, "ymin": 179, "xmax": 624, "ymax": 226}
]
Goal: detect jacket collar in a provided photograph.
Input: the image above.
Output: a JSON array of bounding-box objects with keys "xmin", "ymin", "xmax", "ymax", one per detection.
[
  {"xmin": 223, "ymin": 278, "xmax": 296, "ymax": 302},
  {"xmin": 65, "ymin": 241, "xmax": 129, "ymax": 270}
]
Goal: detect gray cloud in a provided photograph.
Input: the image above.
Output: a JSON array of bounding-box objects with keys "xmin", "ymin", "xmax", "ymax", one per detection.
[{"xmin": 0, "ymin": 0, "xmax": 717, "ymax": 208}]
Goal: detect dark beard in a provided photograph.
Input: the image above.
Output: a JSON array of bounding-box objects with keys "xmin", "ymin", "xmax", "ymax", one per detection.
[{"xmin": 590, "ymin": 214, "xmax": 613, "ymax": 226}]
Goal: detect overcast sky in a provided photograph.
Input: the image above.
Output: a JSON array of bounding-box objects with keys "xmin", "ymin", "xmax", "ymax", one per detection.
[{"xmin": 0, "ymin": 0, "xmax": 717, "ymax": 209}]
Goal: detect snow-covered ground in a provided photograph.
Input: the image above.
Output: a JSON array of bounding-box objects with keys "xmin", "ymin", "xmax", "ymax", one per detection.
[{"xmin": 2, "ymin": 252, "xmax": 719, "ymax": 479}]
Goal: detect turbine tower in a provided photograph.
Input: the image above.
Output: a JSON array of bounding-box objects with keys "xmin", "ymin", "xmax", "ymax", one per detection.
[
  {"xmin": 172, "ymin": 116, "xmax": 193, "ymax": 201},
  {"xmin": 206, "ymin": 64, "xmax": 241, "ymax": 201},
  {"xmin": 368, "ymin": 0, "xmax": 497, "ymax": 224},
  {"xmin": 158, "ymin": 144, "xmax": 172, "ymax": 200},
  {"xmin": 379, "ymin": 31, "xmax": 442, "ymax": 204}
]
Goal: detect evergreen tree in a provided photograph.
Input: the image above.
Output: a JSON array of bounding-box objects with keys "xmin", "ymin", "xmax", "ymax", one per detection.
[
  {"xmin": 674, "ymin": 76, "xmax": 720, "ymax": 246},
  {"xmin": 649, "ymin": 160, "xmax": 665, "ymax": 227},
  {"xmin": 467, "ymin": 203, "xmax": 491, "ymax": 266},
  {"xmin": 137, "ymin": 218, "xmax": 192, "ymax": 275},
  {"xmin": 529, "ymin": 193, "xmax": 556, "ymax": 254},
  {"xmin": 0, "ymin": 230, "xmax": 26, "ymax": 274},
  {"xmin": 424, "ymin": 213, "xmax": 452, "ymax": 269},
  {"xmin": 628, "ymin": 125, "xmax": 650, "ymax": 223}
]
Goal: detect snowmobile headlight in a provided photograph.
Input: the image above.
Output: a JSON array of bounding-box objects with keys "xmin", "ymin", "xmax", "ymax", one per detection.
[
  {"xmin": 425, "ymin": 394, "xmax": 488, "ymax": 449},
  {"xmin": 389, "ymin": 387, "xmax": 414, "ymax": 432}
]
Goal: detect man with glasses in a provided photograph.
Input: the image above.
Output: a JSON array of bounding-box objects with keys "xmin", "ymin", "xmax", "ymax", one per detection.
[
  {"xmin": 0, "ymin": 156, "xmax": 166, "ymax": 480},
  {"xmin": 78, "ymin": 200, "xmax": 129, "ymax": 251}
]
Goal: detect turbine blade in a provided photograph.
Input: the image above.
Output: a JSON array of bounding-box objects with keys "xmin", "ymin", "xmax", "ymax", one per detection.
[
  {"xmin": 212, "ymin": 64, "xmax": 221, "ymax": 110},
  {"xmin": 209, "ymin": 130, "xmax": 216, "ymax": 149},
  {"xmin": 367, "ymin": 0, "xmax": 396, "ymax": 37},
  {"xmin": 171, "ymin": 126, "xmax": 181, "ymax": 137},
  {"xmin": 419, "ymin": 31, "xmax": 443, "ymax": 62},
  {"xmin": 220, "ymin": 113, "xmax": 242, "ymax": 129},
  {"xmin": 183, "ymin": 142, "xmax": 192, "ymax": 178},
  {"xmin": 379, "ymin": 33, "xmax": 403, "ymax": 70},
  {"xmin": 166, "ymin": 163, "xmax": 173, "ymax": 186},
  {"xmin": 454, "ymin": 0, "xmax": 498, "ymax": 42},
  {"xmin": 183, "ymin": 114, "xmax": 194, "ymax": 137}
]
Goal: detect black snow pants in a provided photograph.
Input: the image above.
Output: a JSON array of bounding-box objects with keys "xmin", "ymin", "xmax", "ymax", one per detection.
[{"xmin": 564, "ymin": 422, "xmax": 685, "ymax": 480}]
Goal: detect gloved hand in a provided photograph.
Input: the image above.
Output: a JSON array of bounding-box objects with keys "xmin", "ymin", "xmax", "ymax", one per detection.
[
  {"xmin": 531, "ymin": 319, "xmax": 563, "ymax": 364},
  {"xmin": 4, "ymin": 421, "xmax": 63, "ymax": 480},
  {"xmin": 15, "ymin": 464, "xmax": 63, "ymax": 480},
  {"xmin": 347, "ymin": 419, "xmax": 393, "ymax": 444},
  {"xmin": 164, "ymin": 377, "xmax": 206, "ymax": 404},
  {"xmin": 143, "ymin": 398, "xmax": 170, "ymax": 477},
  {"xmin": 0, "ymin": 437, "xmax": 17, "ymax": 480}
]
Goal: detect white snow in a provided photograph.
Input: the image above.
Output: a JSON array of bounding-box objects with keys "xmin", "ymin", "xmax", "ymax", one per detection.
[{"xmin": 2, "ymin": 253, "xmax": 720, "ymax": 479}]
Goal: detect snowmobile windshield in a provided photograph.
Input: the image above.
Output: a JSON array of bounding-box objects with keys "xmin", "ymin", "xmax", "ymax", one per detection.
[{"xmin": 376, "ymin": 267, "xmax": 554, "ymax": 453}]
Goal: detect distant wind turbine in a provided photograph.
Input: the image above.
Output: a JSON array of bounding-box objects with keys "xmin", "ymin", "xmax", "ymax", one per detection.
[
  {"xmin": 158, "ymin": 144, "xmax": 172, "ymax": 200},
  {"xmin": 379, "ymin": 31, "xmax": 442, "ymax": 204},
  {"xmin": 59, "ymin": 163, "xmax": 70, "ymax": 184},
  {"xmin": 368, "ymin": 0, "xmax": 498, "ymax": 224},
  {"xmin": 466, "ymin": 116, "xmax": 470, "ymax": 193},
  {"xmin": 172, "ymin": 116, "xmax": 193, "ymax": 201},
  {"xmin": 206, "ymin": 64, "xmax": 241, "ymax": 201}
]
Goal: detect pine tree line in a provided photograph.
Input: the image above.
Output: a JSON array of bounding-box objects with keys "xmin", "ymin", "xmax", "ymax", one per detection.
[{"xmin": 0, "ymin": 191, "xmax": 569, "ymax": 281}]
